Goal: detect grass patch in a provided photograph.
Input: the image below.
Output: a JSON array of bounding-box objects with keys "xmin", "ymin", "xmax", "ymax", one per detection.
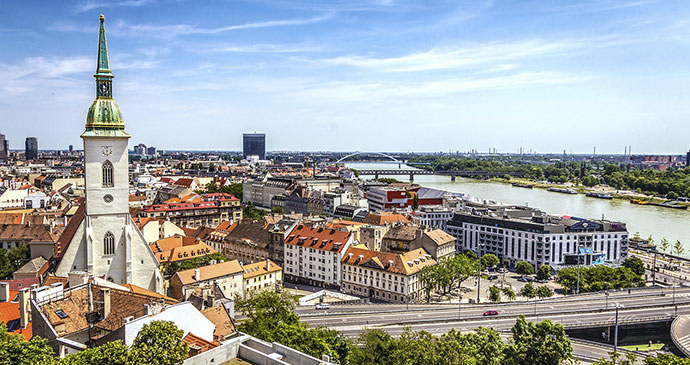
[{"xmin": 622, "ymin": 343, "xmax": 665, "ymax": 352}]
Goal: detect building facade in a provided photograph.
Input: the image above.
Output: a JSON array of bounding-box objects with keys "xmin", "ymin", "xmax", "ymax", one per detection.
[
  {"xmin": 446, "ymin": 206, "xmax": 629, "ymax": 268},
  {"xmin": 53, "ymin": 16, "xmax": 162, "ymax": 293},
  {"xmin": 242, "ymin": 133, "xmax": 265, "ymax": 160},
  {"xmin": 25, "ymin": 137, "xmax": 38, "ymax": 160},
  {"xmin": 141, "ymin": 193, "xmax": 241, "ymax": 228}
]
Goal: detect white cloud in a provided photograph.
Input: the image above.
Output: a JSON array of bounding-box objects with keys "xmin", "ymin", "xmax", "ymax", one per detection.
[{"xmin": 75, "ymin": 0, "xmax": 155, "ymax": 13}]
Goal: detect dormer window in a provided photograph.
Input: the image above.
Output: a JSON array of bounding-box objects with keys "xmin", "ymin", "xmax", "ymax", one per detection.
[{"xmin": 102, "ymin": 160, "xmax": 114, "ymax": 188}]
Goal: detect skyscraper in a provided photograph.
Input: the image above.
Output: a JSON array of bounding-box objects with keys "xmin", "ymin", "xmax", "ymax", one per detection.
[
  {"xmin": 243, "ymin": 133, "xmax": 266, "ymax": 160},
  {"xmin": 25, "ymin": 137, "xmax": 38, "ymax": 160},
  {"xmin": 687, "ymin": 150, "xmax": 690, "ymax": 167},
  {"xmin": 53, "ymin": 15, "xmax": 161, "ymax": 293},
  {"xmin": 0, "ymin": 132, "xmax": 7, "ymax": 163}
]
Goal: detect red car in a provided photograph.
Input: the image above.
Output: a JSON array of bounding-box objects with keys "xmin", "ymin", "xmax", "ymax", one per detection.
[{"xmin": 483, "ymin": 310, "xmax": 499, "ymax": 316}]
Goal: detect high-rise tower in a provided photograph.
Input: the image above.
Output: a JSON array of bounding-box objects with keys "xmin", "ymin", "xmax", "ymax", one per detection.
[{"xmin": 55, "ymin": 15, "xmax": 162, "ymax": 292}]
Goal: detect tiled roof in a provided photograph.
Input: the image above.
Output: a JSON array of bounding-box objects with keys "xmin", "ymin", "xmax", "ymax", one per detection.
[
  {"xmin": 362, "ymin": 212, "xmax": 410, "ymax": 226},
  {"xmin": 0, "ymin": 212, "xmax": 46, "ymax": 225},
  {"xmin": 55, "ymin": 202, "xmax": 85, "ymax": 259},
  {"xmin": 284, "ymin": 225, "xmax": 351, "ymax": 253},
  {"xmin": 182, "ymin": 332, "xmax": 218, "ymax": 356},
  {"xmin": 424, "ymin": 229, "xmax": 456, "ymax": 246},
  {"xmin": 42, "ymin": 276, "xmax": 68, "ymax": 287},
  {"xmin": 200, "ymin": 305, "xmax": 235, "ymax": 341},
  {"xmin": 225, "ymin": 219, "xmax": 270, "ymax": 248},
  {"xmin": 149, "ymin": 235, "xmax": 216, "ymax": 264},
  {"xmin": 383, "ymin": 224, "xmax": 418, "ymax": 241},
  {"xmin": 0, "ymin": 223, "xmax": 57, "ymax": 243},
  {"xmin": 0, "ymin": 290, "xmax": 32, "ymax": 340},
  {"xmin": 242, "ymin": 260, "xmax": 282, "ymax": 279},
  {"xmin": 13, "ymin": 256, "xmax": 49, "ymax": 276},
  {"xmin": 204, "ymin": 221, "xmax": 237, "ymax": 242},
  {"xmin": 174, "ymin": 260, "xmax": 243, "ymax": 285},
  {"xmin": 342, "ymin": 247, "xmax": 436, "ymax": 275}
]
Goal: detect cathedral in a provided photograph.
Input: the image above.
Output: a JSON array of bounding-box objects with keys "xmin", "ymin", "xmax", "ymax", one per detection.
[{"xmin": 53, "ymin": 15, "xmax": 162, "ymax": 293}]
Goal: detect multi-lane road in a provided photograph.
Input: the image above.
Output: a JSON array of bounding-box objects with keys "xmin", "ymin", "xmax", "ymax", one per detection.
[{"xmin": 297, "ymin": 287, "xmax": 690, "ymax": 363}]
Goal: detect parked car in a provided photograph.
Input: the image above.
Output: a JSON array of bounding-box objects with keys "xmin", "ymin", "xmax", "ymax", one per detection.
[
  {"xmin": 517, "ymin": 276, "xmax": 533, "ymax": 282},
  {"xmin": 488, "ymin": 275, "xmax": 499, "ymax": 280},
  {"xmin": 535, "ymin": 278, "xmax": 550, "ymax": 283},
  {"xmin": 483, "ymin": 310, "xmax": 499, "ymax": 316},
  {"xmin": 497, "ymin": 267, "xmax": 508, "ymax": 273},
  {"xmin": 315, "ymin": 303, "xmax": 330, "ymax": 310}
]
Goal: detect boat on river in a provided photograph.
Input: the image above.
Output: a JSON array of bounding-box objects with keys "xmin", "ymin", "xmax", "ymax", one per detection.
[
  {"xmin": 630, "ymin": 199, "xmax": 649, "ymax": 205},
  {"xmin": 586, "ymin": 192, "xmax": 613, "ymax": 199},
  {"xmin": 511, "ymin": 182, "xmax": 534, "ymax": 189},
  {"xmin": 547, "ymin": 187, "xmax": 577, "ymax": 194}
]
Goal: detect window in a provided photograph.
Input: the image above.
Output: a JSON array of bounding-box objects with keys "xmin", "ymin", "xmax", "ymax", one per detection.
[
  {"xmin": 104, "ymin": 231, "xmax": 115, "ymax": 255},
  {"xmin": 102, "ymin": 160, "xmax": 114, "ymax": 188}
]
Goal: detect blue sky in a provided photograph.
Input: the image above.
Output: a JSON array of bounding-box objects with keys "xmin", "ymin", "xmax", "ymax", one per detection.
[{"xmin": 1, "ymin": 0, "xmax": 690, "ymax": 153}]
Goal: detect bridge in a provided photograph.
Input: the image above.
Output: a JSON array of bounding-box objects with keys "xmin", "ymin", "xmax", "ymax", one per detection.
[
  {"xmin": 355, "ymin": 169, "xmax": 526, "ymax": 182},
  {"xmin": 336, "ymin": 152, "xmax": 402, "ymax": 163}
]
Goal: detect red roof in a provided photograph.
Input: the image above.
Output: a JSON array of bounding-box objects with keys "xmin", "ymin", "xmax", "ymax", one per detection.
[
  {"xmin": 0, "ymin": 290, "xmax": 32, "ymax": 341},
  {"xmin": 284, "ymin": 225, "xmax": 352, "ymax": 253}
]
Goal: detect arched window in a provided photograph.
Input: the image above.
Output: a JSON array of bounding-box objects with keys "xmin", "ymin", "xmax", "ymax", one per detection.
[
  {"xmin": 102, "ymin": 161, "xmax": 113, "ymax": 188},
  {"xmin": 104, "ymin": 231, "xmax": 115, "ymax": 255}
]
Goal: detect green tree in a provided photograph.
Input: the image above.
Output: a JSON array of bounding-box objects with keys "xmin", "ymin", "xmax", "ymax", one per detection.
[
  {"xmin": 501, "ymin": 287, "xmax": 516, "ymax": 300},
  {"xmin": 489, "ymin": 286, "xmax": 501, "ymax": 303},
  {"xmin": 515, "ymin": 261, "xmax": 534, "ymax": 275},
  {"xmin": 0, "ymin": 322, "xmax": 58, "ymax": 365},
  {"xmin": 556, "ymin": 266, "xmax": 645, "ymax": 294},
  {"xmin": 660, "ymin": 237, "xmax": 670, "ymax": 254},
  {"xmin": 243, "ymin": 202, "xmax": 266, "ymax": 220},
  {"xmin": 582, "ymin": 175, "xmax": 599, "ymax": 187},
  {"xmin": 505, "ymin": 315, "xmax": 573, "ymax": 365},
  {"xmin": 350, "ymin": 329, "xmax": 396, "ymax": 365},
  {"xmin": 481, "ymin": 254, "xmax": 500, "ymax": 270},
  {"xmin": 164, "ymin": 252, "xmax": 228, "ymax": 276},
  {"xmin": 536, "ymin": 286, "xmax": 553, "ymax": 299},
  {"xmin": 61, "ymin": 341, "xmax": 131, "ymax": 365},
  {"xmin": 622, "ymin": 257, "xmax": 645, "ymax": 276},
  {"xmin": 412, "ymin": 194, "xmax": 419, "ymax": 210},
  {"xmin": 520, "ymin": 283, "xmax": 536, "ymax": 299},
  {"xmin": 644, "ymin": 353, "xmax": 690, "ymax": 365},
  {"xmin": 131, "ymin": 320, "xmax": 188, "ymax": 365},
  {"xmin": 674, "ymin": 240, "xmax": 685, "ymax": 257},
  {"xmin": 536, "ymin": 265, "xmax": 552, "ymax": 281},
  {"xmin": 592, "ymin": 351, "xmax": 639, "ymax": 365}
]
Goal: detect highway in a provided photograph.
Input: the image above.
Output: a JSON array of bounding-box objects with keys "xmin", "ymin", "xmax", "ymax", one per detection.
[{"xmin": 296, "ymin": 287, "xmax": 690, "ymax": 363}]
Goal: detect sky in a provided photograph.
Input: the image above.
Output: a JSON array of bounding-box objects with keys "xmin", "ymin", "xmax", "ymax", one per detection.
[{"xmin": 1, "ymin": 0, "xmax": 690, "ymax": 154}]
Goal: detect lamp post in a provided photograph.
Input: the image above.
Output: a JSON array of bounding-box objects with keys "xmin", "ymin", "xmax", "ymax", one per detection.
[
  {"xmin": 614, "ymin": 304, "xmax": 619, "ymax": 354},
  {"xmin": 477, "ymin": 244, "xmax": 484, "ymax": 303},
  {"xmin": 652, "ymin": 249, "xmax": 657, "ymax": 287}
]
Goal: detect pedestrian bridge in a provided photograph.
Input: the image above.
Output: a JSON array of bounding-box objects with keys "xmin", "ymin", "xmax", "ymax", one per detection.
[{"xmin": 671, "ymin": 314, "xmax": 690, "ymax": 356}]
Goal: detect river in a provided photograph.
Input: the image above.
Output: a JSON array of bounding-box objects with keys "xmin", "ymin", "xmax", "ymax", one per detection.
[{"xmin": 346, "ymin": 162, "xmax": 690, "ymax": 254}]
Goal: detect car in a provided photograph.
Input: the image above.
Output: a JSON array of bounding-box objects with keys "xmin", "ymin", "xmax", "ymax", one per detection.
[
  {"xmin": 497, "ymin": 267, "xmax": 508, "ymax": 273},
  {"xmin": 488, "ymin": 275, "xmax": 499, "ymax": 280},
  {"xmin": 483, "ymin": 310, "xmax": 499, "ymax": 316},
  {"xmin": 315, "ymin": 303, "xmax": 330, "ymax": 310},
  {"xmin": 517, "ymin": 276, "xmax": 533, "ymax": 282},
  {"xmin": 535, "ymin": 278, "xmax": 550, "ymax": 283}
]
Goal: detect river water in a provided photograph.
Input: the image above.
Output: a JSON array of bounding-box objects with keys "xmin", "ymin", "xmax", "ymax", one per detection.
[{"xmin": 346, "ymin": 162, "xmax": 690, "ymax": 254}]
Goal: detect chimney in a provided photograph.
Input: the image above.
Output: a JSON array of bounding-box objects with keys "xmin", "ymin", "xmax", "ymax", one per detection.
[
  {"xmin": 194, "ymin": 269, "xmax": 201, "ymax": 282},
  {"xmin": 19, "ymin": 288, "xmax": 30, "ymax": 329},
  {"xmin": 266, "ymin": 259, "xmax": 270, "ymax": 271},
  {"xmin": 102, "ymin": 288, "xmax": 111, "ymax": 319},
  {"xmin": 0, "ymin": 282, "xmax": 9, "ymax": 302}
]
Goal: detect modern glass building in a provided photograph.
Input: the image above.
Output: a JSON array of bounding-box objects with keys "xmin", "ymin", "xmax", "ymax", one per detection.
[
  {"xmin": 243, "ymin": 133, "xmax": 265, "ymax": 160},
  {"xmin": 25, "ymin": 137, "xmax": 38, "ymax": 160}
]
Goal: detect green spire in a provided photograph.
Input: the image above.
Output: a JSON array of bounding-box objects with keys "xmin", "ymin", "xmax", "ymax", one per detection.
[
  {"xmin": 95, "ymin": 14, "xmax": 112, "ymax": 78},
  {"xmin": 83, "ymin": 14, "xmax": 129, "ymax": 138}
]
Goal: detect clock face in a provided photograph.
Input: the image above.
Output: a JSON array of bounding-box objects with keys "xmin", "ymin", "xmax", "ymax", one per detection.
[{"xmin": 102, "ymin": 146, "xmax": 112, "ymax": 156}]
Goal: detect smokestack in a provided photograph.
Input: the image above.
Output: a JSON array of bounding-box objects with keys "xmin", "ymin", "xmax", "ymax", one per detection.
[
  {"xmin": 194, "ymin": 269, "xmax": 201, "ymax": 281},
  {"xmin": 102, "ymin": 288, "xmax": 111, "ymax": 319},
  {"xmin": 19, "ymin": 288, "xmax": 30, "ymax": 328},
  {"xmin": 0, "ymin": 282, "xmax": 9, "ymax": 302}
]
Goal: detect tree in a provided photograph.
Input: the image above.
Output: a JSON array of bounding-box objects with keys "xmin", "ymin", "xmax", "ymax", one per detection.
[
  {"xmin": 515, "ymin": 261, "xmax": 534, "ymax": 275},
  {"xmin": 489, "ymin": 286, "xmax": 501, "ymax": 303},
  {"xmin": 412, "ymin": 194, "xmax": 419, "ymax": 210},
  {"xmin": 520, "ymin": 283, "xmax": 536, "ymax": 299},
  {"xmin": 505, "ymin": 315, "xmax": 573, "ymax": 365},
  {"xmin": 674, "ymin": 240, "xmax": 685, "ymax": 257},
  {"xmin": 502, "ymin": 287, "xmax": 516, "ymax": 300},
  {"xmin": 0, "ymin": 322, "xmax": 58, "ymax": 365},
  {"xmin": 644, "ymin": 353, "xmax": 690, "ymax": 365},
  {"xmin": 556, "ymin": 266, "xmax": 645, "ymax": 294},
  {"xmin": 164, "ymin": 252, "xmax": 227, "ymax": 276},
  {"xmin": 536, "ymin": 265, "xmax": 552, "ymax": 281},
  {"xmin": 660, "ymin": 237, "xmax": 670, "ymax": 254},
  {"xmin": 242, "ymin": 202, "xmax": 266, "ymax": 220},
  {"xmin": 623, "ymin": 257, "xmax": 645, "ymax": 276},
  {"xmin": 481, "ymin": 254, "xmax": 500, "ymax": 270},
  {"xmin": 61, "ymin": 341, "xmax": 131, "ymax": 365},
  {"xmin": 131, "ymin": 320, "xmax": 188, "ymax": 365},
  {"xmin": 536, "ymin": 286, "xmax": 553, "ymax": 299},
  {"xmin": 592, "ymin": 351, "xmax": 639, "ymax": 365},
  {"xmin": 350, "ymin": 329, "xmax": 397, "ymax": 365}
]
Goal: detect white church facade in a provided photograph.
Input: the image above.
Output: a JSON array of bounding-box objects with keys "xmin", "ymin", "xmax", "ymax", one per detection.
[{"xmin": 54, "ymin": 15, "xmax": 162, "ymax": 293}]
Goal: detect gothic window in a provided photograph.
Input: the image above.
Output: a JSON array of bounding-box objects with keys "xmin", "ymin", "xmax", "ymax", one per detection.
[
  {"xmin": 102, "ymin": 160, "xmax": 113, "ymax": 188},
  {"xmin": 104, "ymin": 231, "xmax": 115, "ymax": 255}
]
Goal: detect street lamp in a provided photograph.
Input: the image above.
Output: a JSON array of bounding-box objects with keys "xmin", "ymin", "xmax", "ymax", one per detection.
[
  {"xmin": 614, "ymin": 304, "xmax": 620, "ymax": 354},
  {"xmin": 576, "ymin": 244, "xmax": 583, "ymax": 295},
  {"xmin": 652, "ymin": 248, "xmax": 657, "ymax": 287},
  {"xmin": 477, "ymin": 244, "xmax": 485, "ymax": 303}
]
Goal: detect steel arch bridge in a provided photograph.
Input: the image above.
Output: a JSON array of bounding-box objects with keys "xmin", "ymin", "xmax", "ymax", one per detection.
[{"xmin": 336, "ymin": 152, "xmax": 401, "ymax": 163}]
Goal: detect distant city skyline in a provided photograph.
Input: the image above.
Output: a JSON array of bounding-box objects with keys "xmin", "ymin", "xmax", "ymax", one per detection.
[{"xmin": 1, "ymin": 1, "xmax": 690, "ymax": 154}]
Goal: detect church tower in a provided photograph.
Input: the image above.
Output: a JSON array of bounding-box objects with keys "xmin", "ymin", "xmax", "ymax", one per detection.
[{"xmin": 55, "ymin": 16, "xmax": 162, "ymax": 293}]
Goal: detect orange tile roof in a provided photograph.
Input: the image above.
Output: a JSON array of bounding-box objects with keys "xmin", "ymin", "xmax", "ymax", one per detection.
[
  {"xmin": 0, "ymin": 290, "xmax": 32, "ymax": 341},
  {"xmin": 174, "ymin": 260, "xmax": 243, "ymax": 285},
  {"xmin": 149, "ymin": 235, "xmax": 216, "ymax": 264},
  {"xmin": 284, "ymin": 225, "xmax": 352, "ymax": 253},
  {"xmin": 242, "ymin": 260, "xmax": 282, "ymax": 279},
  {"xmin": 120, "ymin": 284, "xmax": 177, "ymax": 302},
  {"xmin": 200, "ymin": 305, "xmax": 236, "ymax": 341},
  {"xmin": 182, "ymin": 332, "xmax": 218, "ymax": 356},
  {"xmin": 55, "ymin": 202, "xmax": 85, "ymax": 259},
  {"xmin": 342, "ymin": 247, "xmax": 436, "ymax": 275},
  {"xmin": 362, "ymin": 212, "xmax": 410, "ymax": 225}
]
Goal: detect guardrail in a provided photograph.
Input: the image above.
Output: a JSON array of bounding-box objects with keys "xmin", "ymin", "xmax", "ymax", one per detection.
[
  {"xmin": 564, "ymin": 315, "xmax": 674, "ymax": 329},
  {"xmin": 670, "ymin": 315, "xmax": 690, "ymax": 357}
]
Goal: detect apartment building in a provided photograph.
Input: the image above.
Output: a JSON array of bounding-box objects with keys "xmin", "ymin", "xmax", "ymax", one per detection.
[
  {"xmin": 341, "ymin": 247, "xmax": 436, "ymax": 303},
  {"xmin": 283, "ymin": 225, "xmax": 353, "ymax": 288},
  {"xmin": 141, "ymin": 193, "xmax": 241, "ymax": 228},
  {"xmin": 446, "ymin": 206, "xmax": 629, "ymax": 268}
]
